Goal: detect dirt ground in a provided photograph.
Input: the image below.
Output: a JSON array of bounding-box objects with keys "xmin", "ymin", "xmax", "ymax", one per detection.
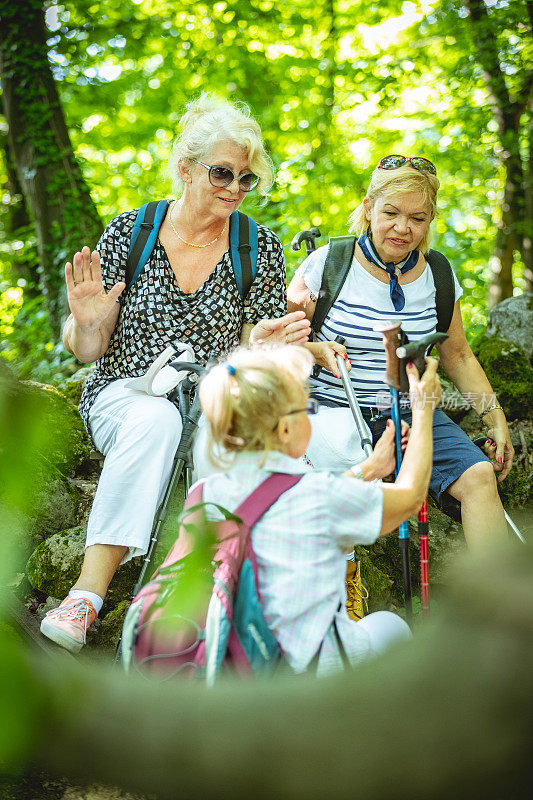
[{"xmin": 0, "ymin": 775, "xmax": 149, "ymax": 800}]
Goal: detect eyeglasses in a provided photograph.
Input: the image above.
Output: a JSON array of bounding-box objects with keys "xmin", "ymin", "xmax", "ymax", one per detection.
[
  {"xmin": 273, "ymin": 398, "xmax": 320, "ymax": 430},
  {"xmin": 378, "ymin": 155, "xmax": 437, "ymax": 176},
  {"xmin": 193, "ymin": 159, "xmax": 260, "ymax": 192}
]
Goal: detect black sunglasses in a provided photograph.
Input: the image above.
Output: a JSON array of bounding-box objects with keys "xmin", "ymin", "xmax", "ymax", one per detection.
[
  {"xmin": 378, "ymin": 155, "xmax": 437, "ymax": 176},
  {"xmin": 193, "ymin": 159, "xmax": 260, "ymax": 192},
  {"xmin": 273, "ymin": 399, "xmax": 320, "ymax": 430}
]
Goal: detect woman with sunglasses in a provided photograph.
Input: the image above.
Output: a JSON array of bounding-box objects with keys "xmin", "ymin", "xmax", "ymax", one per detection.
[
  {"xmin": 41, "ymin": 94, "xmax": 310, "ymax": 653},
  {"xmin": 287, "ymin": 155, "xmax": 514, "ymax": 551}
]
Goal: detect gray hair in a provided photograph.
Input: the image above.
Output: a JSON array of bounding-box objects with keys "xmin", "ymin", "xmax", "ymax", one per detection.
[{"xmin": 169, "ymin": 93, "xmax": 274, "ymax": 197}]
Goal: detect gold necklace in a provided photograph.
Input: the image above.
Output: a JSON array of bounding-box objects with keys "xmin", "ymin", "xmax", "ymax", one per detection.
[{"xmin": 169, "ymin": 202, "xmax": 228, "ymax": 248}]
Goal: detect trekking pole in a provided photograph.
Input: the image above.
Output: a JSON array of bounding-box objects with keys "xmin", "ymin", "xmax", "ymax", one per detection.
[
  {"xmin": 291, "ymin": 227, "xmax": 321, "ymax": 255},
  {"xmin": 374, "ymin": 322, "xmax": 412, "ymax": 616},
  {"xmin": 396, "ymin": 332, "xmax": 448, "ymax": 617},
  {"xmin": 130, "ymin": 361, "xmax": 205, "ymax": 601},
  {"xmin": 333, "ymin": 335, "xmax": 373, "ymax": 459},
  {"xmin": 418, "ymin": 498, "xmax": 430, "ymax": 615},
  {"xmin": 473, "ymin": 437, "xmax": 526, "ymax": 543},
  {"xmin": 374, "ymin": 324, "xmax": 449, "ymax": 617}
]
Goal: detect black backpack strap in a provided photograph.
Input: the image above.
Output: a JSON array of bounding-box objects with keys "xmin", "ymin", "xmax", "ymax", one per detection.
[
  {"xmin": 125, "ymin": 200, "xmax": 169, "ymax": 294},
  {"xmin": 311, "ymin": 235, "xmax": 356, "ymax": 337},
  {"xmin": 425, "ymin": 249, "xmax": 455, "ymax": 333}
]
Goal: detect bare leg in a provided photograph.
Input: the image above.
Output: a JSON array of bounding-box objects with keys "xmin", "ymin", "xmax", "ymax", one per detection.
[
  {"xmin": 447, "ymin": 461, "xmax": 507, "ymax": 551},
  {"xmin": 71, "ymin": 544, "xmax": 128, "ymax": 599}
]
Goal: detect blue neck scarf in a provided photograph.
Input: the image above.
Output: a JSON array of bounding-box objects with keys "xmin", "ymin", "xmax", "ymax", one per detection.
[{"xmin": 357, "ymin": 230, "xmax": 419, "ymax": 311}]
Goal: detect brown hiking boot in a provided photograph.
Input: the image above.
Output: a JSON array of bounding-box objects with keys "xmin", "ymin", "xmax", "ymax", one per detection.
[{"xmin": 345, "ymin": 558, "xmax": 369, "ymax": 622}]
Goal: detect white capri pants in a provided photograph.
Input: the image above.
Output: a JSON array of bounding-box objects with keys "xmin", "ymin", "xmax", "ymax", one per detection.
[{"xmin": 86, "ymin": 379, "xmax": 207, "ymax": 563}]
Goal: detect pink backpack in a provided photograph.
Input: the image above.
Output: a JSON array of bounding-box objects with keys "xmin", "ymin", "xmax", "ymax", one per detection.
[{"xmin": 121, "ymin": 473, "xmax": 302, "ymax": 683}]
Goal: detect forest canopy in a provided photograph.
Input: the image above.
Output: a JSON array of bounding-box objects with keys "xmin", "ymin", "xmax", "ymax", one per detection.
[{"xmin": 0, "ymin": 0, "xmax": 531, "ymax": 383}]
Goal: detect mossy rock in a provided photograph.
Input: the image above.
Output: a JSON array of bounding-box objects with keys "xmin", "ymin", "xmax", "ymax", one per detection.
[
  {"xmin": 27, "ymin": 474, "xmax": 83, "ymax": 546},
  {"xmin": 26, "ymin": 526, "xmax": 87, "ymax": 598},
  {"xmin": 0, "ymin": 375, "xmax": 91, "ymax": 489},
  {"xmin": 365, "ymin": 505, "xmax": 465, "ymax": 608},
  {"xmin": 26, "ymin": 526, "xmax": 142, "ymax": 605},
  {"xmin": 485, "ymin": 293, "xmax": 533, "ymax": 362},
  {"xmin": 59, "ymin": 366, "xmax": 94, "ymax": 407},
  {"xmin": 422, "ymin": 505, "xmax": 466, "ymax": 584},
  {"xmin": 98, "ymin": 599, "xmax": 131, "ymax": 651},
  {"xmin": 472, "ymin": 336, "xmax": 533, "ymax": 421},
  {"xmin": 22, "ymin": 380, "xmax": 92, "ymax": 473},
  {"xmin": 353, "ymin": 545, "xmax": 393, "ymax": 611}
]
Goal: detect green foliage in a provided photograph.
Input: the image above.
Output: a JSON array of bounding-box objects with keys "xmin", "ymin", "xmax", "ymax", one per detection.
[
  {"xmin": 0, "ymin": 0, "xmax": 531, "ymax": 374},
  {"xmin": 0, "ymin": 289, "xmax": 79, "ymax": 383}
]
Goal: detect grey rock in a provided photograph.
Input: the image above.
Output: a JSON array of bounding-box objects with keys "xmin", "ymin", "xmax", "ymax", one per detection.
[{"xmin": 485, "ymin": 293, "xmax": 533, "ymax": 362}]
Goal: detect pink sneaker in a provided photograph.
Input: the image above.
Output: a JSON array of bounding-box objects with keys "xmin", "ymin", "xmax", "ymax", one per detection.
[{"xmin": 40, "ymin": 596, "xmax": 97, "ymax": 653}]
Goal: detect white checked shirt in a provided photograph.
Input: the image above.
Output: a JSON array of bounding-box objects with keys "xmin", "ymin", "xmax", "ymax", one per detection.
[{"xmin": 200, "ymin": 450, "xmax": 383, "ymax": 675}]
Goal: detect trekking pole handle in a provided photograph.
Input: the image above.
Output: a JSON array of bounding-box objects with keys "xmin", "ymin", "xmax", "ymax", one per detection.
[
  {"xmin": 396, "ymin": 333, "xmax": 448, "ymax": 389},
  {"xmin": 291, "ymin": 227, "xmax": 322, "ymax": 255}
]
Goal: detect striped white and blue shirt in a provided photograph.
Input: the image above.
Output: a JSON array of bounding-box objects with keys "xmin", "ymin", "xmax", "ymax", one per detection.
[{"xmin": 296, "ymin": 245, "xmax": 462, "ymax": 408}]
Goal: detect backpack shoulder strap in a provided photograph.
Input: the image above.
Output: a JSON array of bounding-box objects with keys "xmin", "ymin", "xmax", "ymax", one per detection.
[
  {"xmin": 311, "ymin": 235, "xmax": 356, "ymax": 336},
  {"xmin": 235, "ymin": 473, "xmax": 303, "ymax": 530},
  {"xmin": 425, "ymin": 249, "xmax": 455, "ymax": 333},
  {"xmin": 125, "ymin": 200, "xmax": 170, "ymax": 293},
  {"xmin": 229, "ymin": 210, "xmax": 259, "ymax": 300}
]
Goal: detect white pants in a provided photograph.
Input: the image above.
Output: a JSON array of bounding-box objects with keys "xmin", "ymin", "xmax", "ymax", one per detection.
[
  {"xmin": 86, "ymin": 379, "xmax": 206, "ymax": 563},
  {"xmin": 305, "ymin": 406, "xmax": 369, "ymax": 472}
]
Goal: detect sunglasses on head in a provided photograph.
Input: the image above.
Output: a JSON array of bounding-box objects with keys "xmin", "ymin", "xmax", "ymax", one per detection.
[
  {"xmin": 193, "ymin": 159, "xmax": 260, "ymax": 192},
  {"xmin": 378, "ymin": 155, "xmax": 437, "ymax": 176}
]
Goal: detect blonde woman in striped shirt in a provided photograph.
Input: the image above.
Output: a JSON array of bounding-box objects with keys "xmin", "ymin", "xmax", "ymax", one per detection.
[{"xmin": 288, "ymin": 156, "xmax": 513, "ymax": 551}]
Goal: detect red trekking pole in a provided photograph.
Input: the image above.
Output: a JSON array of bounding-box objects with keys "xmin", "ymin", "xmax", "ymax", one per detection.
[{"xmin": 418, "ymin": 498, "xmax": 430, "ymax": 616}]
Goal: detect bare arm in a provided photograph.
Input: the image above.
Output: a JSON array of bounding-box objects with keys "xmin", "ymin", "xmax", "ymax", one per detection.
[
  {"xmin": 288, "ymin": 273, "xmax": 352, "ymax": 374},
  {"xmin": 437, "ymin": 301, "xmax": 514, "ymax": 480},
  {"xmin": 62, "ymin": 247, "xmax": 124, "ymax": 363}
]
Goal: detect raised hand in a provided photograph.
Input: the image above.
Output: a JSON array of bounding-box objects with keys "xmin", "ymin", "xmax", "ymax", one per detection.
[{"xmin": 65, "ymin": 246, "xmax": 125, "ymax": 330}]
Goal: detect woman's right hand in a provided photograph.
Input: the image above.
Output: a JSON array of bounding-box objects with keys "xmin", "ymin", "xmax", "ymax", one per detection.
[
  {"xmin": 65, "ymin": 246, "xmax": 125, "ymax": 330},
  {"xmin": 307, "ymin": 341, "xmax": 351, "ymax": 377},
  {"xmin": 407, "ymin": 357, "xmax": 442, "ymax": 414}
]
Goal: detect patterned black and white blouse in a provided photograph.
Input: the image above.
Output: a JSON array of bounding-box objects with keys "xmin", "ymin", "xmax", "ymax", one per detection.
[{"xmin": 79, "ymin": 209, "xmax": 287, "ymax": 431}]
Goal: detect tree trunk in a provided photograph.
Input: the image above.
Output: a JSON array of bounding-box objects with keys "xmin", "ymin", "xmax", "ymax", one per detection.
[
  {"xmin": 520, "ymin": 106, "xmax": 533, "ymax": 294},
  {"xmin": 0, "ymin": 0, "xmax": 103, "ymax": 334},
  {"xmin": 489, "ymin": 136, "xmax": 523, "ymax": 306},
  {"xmin": 0, "ymin": 131, "xmax": 39, "ymax": 297},
  {"xmin": 464, "ymin": 0, "xmax": 532, "ymax": 306}
]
